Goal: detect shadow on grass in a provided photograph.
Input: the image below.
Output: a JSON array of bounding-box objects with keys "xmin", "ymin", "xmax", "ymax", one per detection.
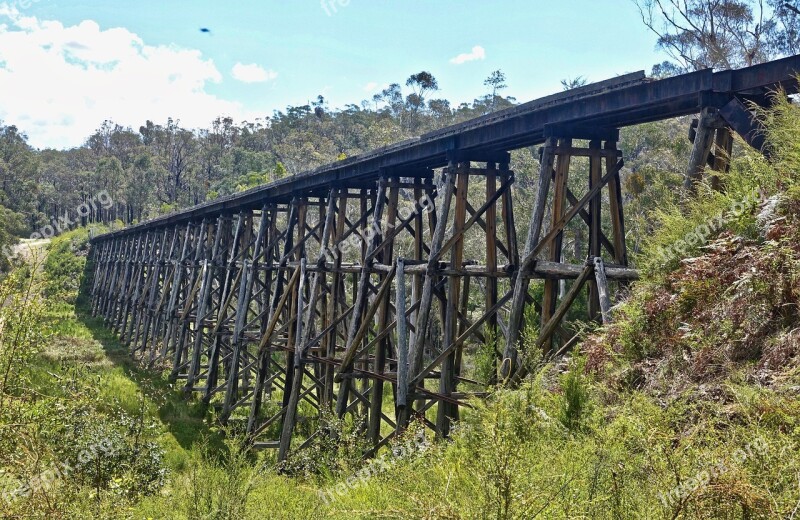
[{"xmin": 75, "ymin": 300, "xmax": 226, "ymax": 454}]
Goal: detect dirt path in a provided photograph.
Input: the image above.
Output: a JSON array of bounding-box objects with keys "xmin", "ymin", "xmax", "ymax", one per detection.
[{"xmin": 12, "ymin": 238, "xmax": 51, "ymax": 265}]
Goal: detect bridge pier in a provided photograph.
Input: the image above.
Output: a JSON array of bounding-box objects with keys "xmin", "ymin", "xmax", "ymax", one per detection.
[
  {"xmin": 87, "ymin": 57, "xmax": 797, "ymax": 461},
  {"xmin": 504, "ymin": 127, "xmax": 628, "ymax": 377},
  {"xmin": 686, "ymin": 108, "xmax": 734, "ymax": 191},
  {"xmin": 88, "ymin": 157, "xmax": 636, "ymax": 458}
]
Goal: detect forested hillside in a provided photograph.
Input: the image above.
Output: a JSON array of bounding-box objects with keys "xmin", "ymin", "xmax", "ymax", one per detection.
[
  {"xmin": 0, "ymin": 72, "xmax": 516, "ymax": 233},
  {"xmin": 0, "ymin": 67, "xmax": 695, "ymax": 280}
]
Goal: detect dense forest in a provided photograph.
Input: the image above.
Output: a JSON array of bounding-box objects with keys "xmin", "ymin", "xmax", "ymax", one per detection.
[
  {"xmin": 0, "ymin": 66, "xmax": 697, "ymax": 281},
  {"xmin": 0, "ymin": 72, "xmax": 515, "ymax": 232}
]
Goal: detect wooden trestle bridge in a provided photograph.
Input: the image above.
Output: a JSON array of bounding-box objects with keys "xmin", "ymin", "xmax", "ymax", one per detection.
[{"xmin": 88, "ymin": 56, "xmax": 800, "ymax": 460}]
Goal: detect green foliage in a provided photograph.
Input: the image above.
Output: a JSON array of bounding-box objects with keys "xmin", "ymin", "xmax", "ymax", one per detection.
[
  {"xmin": 41, "ymin": 373, "xmax": 168, "ymax": 501},
  {"xmin": 273, "ymin": 161, "xmax": 288, "ymax": 180},
  {"xmin": 0, "ymin": 233, "xmax": 174, "ymax": 518},
  {"xmin": 279, "ymin": 409, "xmax": 370, "ymax": 479},
  {"xmin": 302, "ymin": 378, "xmax": 800, "ymax": 519},
  {"xmin": 43, "ymin": 228, "xmax": 91, "ymax": 303},
  {"xmin": 558, "ymin": 356, "xmax": 592, "ymax": 432},
  {"xmin": 474, "ymin": 328, "xmax": 499, "ymax": 386},
  {"xmin": 0, "ymin": 206, "xmax": 25, "ymax": 273},
  {"xmin": 163, "ymin": 438, "xmax": 263, "ymax": 520},
  {"xmin": 0, "ymin": 267, "xmax": 45, "ymax": 401}
]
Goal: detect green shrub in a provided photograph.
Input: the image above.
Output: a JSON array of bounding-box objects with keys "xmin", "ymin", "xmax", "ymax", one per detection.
[
  {"xmin": 43, "ymin": 228, "xmax": 91, "ymax": 304},
  {"xmin": 558, "ymin": 356, "xmax": 591, "ymax": 432}
]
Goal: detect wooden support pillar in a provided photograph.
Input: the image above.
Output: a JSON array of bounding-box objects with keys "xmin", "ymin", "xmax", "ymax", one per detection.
[
  {"xmin": 221, "ymin": 206, "xmax": 270, "ymax": 422},
  {"xmin": 278, "ymin": 258, "xmax": 308, "ymax": 461},
  {"xmin": 395, "ymin": 258, "xmax": 409, "ymax": 414},
  {"xmin": 485, "ymin": 162, "xmax": 499, "ymax": 384},
  {"xmin": 140, "ymin": 228, "xmax": 172, "ymax": 359},
  {"xmin": 503, "ymin": 137, "xmax": 556, "ymax": 377},
  {"xmin": 685, "ymin": 107, "xmax": 718, "ymax": 191},
  {"xmin": 160, "ymin": 223, "xmax": 193, "ymax": 363},
  {"xmin": 401, "ymin": 162, "xmax": 455, "ymax": 428},
  {"xmin": 336, "ymin": 179, "xmax": 387, "ymax": 418},
  {"xmin": 171, "ymin": 222, "xmax": 206, "ymax": 378},
  {"xmin": 278, "ymin": 191, "xmax": 337, "ymax": 458},
  {"xmin": 123, "ymin": 231, "xmax": 152, "ymax": 343},
  {"xmin": 323, "ymin": 191, "xmax": 347, "ymax": 408},
  {"xmin": 115, "ymin": 232, "xmax": 143, "ymax": 336},
  {"xmin": 437, "ymin": 163, "xmax": 468, "ymax": 437},
  {"xmin": 408, "ymin": 181, "xmax": 428, "ymax": 351},
  {"xmin": 280, "ymin": 200, "xmax": 307, "ymax": 427},
  {"xmin": 711, "ymin": 126, "xmax": 733, "ymax": 191},
  {"xmin": 587, "ymin": 140, "xmax": 603, "ymax": 323},
  {"xmin": 368, "ymin": 183, "xmax": 399, "ymax": 445},
  {"xmin": 204, "ymin": 213, "xmax": 245, "ymax": 403},
  {"xmin": 605, "ymin": 140, "xmax": 628, "ymax": 266},
  {"xmin": 147, "ymin": 228, "xmax": 179, "ymax": 362},
  {"xmin": 185, "ymin": 216, "xmax": 224, "ymax": 393},
  {"xmin": 541, "ymin": 139, "xmax": 572, "ymax": 352}
]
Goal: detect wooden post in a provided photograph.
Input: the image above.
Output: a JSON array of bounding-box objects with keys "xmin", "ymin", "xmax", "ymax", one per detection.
[
  {"xmin": 541, "ymin": 139, "xmax": 572, "ymax": 353},
  {"xmin": 685, "ymin": 107, "xmax": 718, "ymax": 191},
  {"xmin": 588, "ymin": 140, "xmax": 603, "ymax": 323},
  {"xmin": 485, "ymin": 162, "xmax": 499, "ymax": 384},
  {"xmin": 368, "ymin": 183, "xmax": 399, "ymax": 444},
  {"xmin": 277, "ymin": 191, "xmax": 337, "ymax": 455},
  {"xmin": 324, "ymin": 191, "xmax": 347, "ymax": 408},
  {"xmin": 504, "ymin": 137, "xmax": 556, "ymax": 377},
  {"xmin": 395, "ymin": 258, "xmax": 409, "ymax": 412},
  {"xmin": 593, "ymin": 257, "xmax": 613, "ymax": 324},
  {"xmin": 437, "ymin": 163, "xmax": 468, "ymax": 437},
  {"xmin": 185, "ymin": 216, "xmax": 224, "ymax": 393},
  {"xmin": 221, "ymin": 206, "xmax": 270, "ymax": 422},
  {"xmin": 402, "ymin": 162, "xmax": 455, "ymax": 428},
  {"xmin": 171, "ymin": 220, "xmax": 208, "ymax": 380},
  {"xmin": 712, "ymin": 126, "xmax": 733, "ymax": 191},
  {"xmin": 336, "ymin": 179, "xmax": 387, "ymax": 417},
  {"xmin": 605, "ymin": 140, "xmax": 628, "ymax": 266},
  {"xmin": 278, "ymin": 258, "xmax": 307, "ymax": 461},
  {"xmin": 204, "ymin": 213, "xmax": 245, "ymax": 403}
]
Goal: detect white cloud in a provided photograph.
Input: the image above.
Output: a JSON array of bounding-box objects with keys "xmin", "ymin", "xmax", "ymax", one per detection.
[
  {"xmin": 231, "ymin": 62, "xmax": 277, "ymax": 84},
  {"xmin": 363, "ymin": 81, "xmax": 389, "ymax": 93},
  {"xmin": 449, "ymin": 45, "xmax": 486, "ymax": 65},
  {"xmin": 0, "ymin": 6, "xmax": 256, "ymax": 149}
]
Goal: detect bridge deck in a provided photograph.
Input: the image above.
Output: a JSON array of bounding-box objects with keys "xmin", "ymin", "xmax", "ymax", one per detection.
[{"xmin": 92, "ymin": 55, "xmax": 800, "ymax": 243}]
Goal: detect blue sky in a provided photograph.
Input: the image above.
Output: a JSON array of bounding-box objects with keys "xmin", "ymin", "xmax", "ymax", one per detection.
[{"xmin": 0, "ymin": 0, "xmax": 668, "ymax": 149}]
